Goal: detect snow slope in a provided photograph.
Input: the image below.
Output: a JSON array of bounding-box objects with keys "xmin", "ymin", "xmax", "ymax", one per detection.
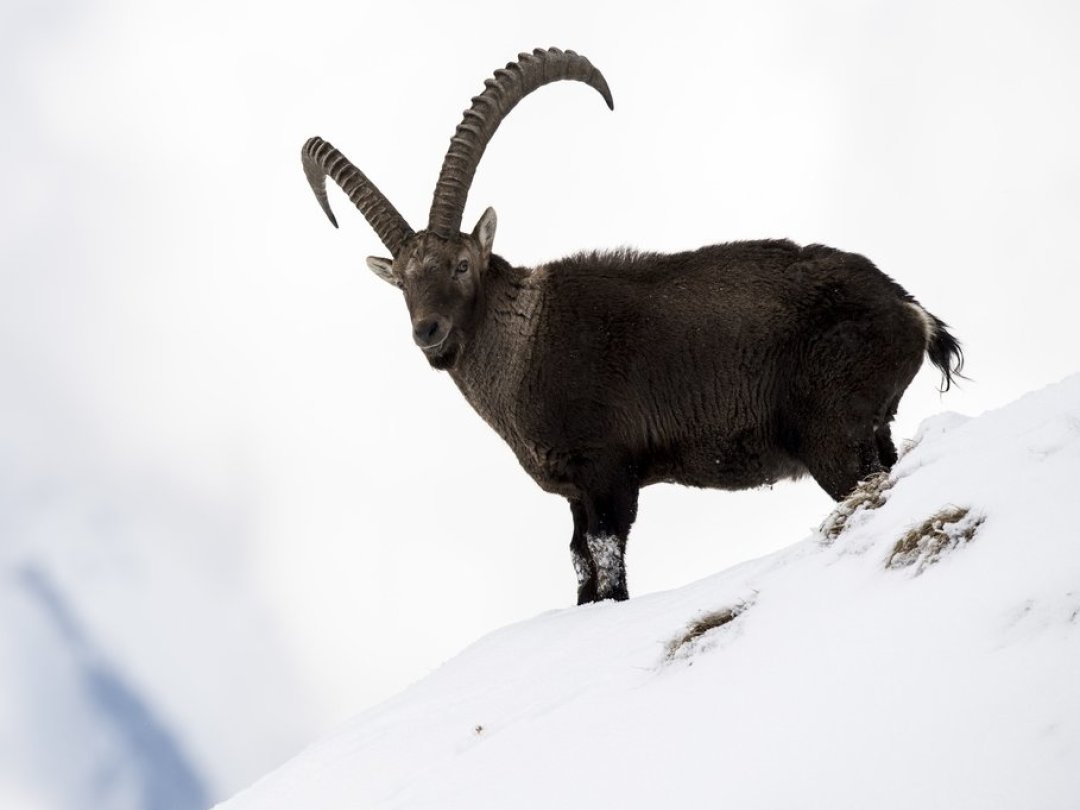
[{"xmin": 221, "ymin": 374, "xmax": 1080, "ymax": 810}]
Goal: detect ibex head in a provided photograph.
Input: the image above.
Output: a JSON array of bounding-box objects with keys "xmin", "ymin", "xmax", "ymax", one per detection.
[
  {"xmin": 301, "ymin": 48, "xmax": 613, "ymax": 369},
  {"xmin": 364, "ymin": 213, "xmax": 497, "ymax": 369}
]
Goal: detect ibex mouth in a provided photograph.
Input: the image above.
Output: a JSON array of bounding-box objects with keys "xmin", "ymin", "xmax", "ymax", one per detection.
[
  {"xmin": 419, "ymin": 330, "xmax": 450, "ymax": 353},
  {"xmin": 420, "ymin": 329, "xmax": 459, "ymax": 370}
]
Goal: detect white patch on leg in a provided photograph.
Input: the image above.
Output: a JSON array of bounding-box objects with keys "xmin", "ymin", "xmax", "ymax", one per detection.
[
  {"xmin": 586, "ymin": 533, "xmax": 624, "ymax": 597},
  {"xmin": 572, "ymin": 551, "xmax": 592, "ymax": 588}
]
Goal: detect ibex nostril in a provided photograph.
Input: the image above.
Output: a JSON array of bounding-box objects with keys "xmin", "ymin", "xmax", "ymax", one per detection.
[{"xmin": 412, "ymin": 317, "xmax": 445, "ymax": 347}]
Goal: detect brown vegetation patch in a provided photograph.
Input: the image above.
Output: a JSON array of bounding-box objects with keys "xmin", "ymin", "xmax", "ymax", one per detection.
[
  {"xmin": 886, "ymin": 506, "xmax": 983, "ymax": 574},
  {"xmin": 819, "ymin": 472, "xmax": 893, "ymax": 543},
  {"xmin": 665, "ymin": 600, "xmax": 752, "ymax": 661}
]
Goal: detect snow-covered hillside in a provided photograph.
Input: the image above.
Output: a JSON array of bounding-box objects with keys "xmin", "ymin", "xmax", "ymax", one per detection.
[{"xmin": 221, "ymin": 375, "xmax": 1080, "ymax": 810}]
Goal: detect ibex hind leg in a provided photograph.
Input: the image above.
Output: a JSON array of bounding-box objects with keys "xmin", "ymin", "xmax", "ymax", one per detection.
[
  {"xmin": 802, "ymin": 422, "xmax": 884, "ymax": 502},
  {"xmin": 874, "ymin": 395, "xmax": 903, "ymax": 470}
]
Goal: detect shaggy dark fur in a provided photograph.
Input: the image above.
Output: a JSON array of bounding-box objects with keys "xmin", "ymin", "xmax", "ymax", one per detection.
[{"xmin": 436, "ymin": 238, "xmax": 961, "ymax": 602}]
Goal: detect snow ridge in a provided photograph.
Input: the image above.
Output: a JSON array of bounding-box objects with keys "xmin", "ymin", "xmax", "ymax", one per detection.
[{"xmin": 220, "ymin": 374, "xmax": 1080, "ymax": 810}]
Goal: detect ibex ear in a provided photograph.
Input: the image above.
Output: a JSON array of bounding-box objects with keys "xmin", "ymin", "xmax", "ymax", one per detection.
[
  {"xmin": 366, "ymin": 256, "xmax": 400, "ymax": 287},
  {"xmin": 472, "ymin": 207, "xmax": 497, "ymax": 259}
]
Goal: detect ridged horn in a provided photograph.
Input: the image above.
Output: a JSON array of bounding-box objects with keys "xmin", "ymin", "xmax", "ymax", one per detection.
[
  {"xmin": 301, "ymin": 136, "xmax": 415, "ymax": 257},
  {"xmin": 427, "ymin": 47, "xmax": 614, "ymax": 238}
]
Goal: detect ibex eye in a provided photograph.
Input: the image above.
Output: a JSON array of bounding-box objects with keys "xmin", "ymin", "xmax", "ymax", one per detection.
[{"xmin": 455, "ymin": 260, "xmax": 469, "ymax": 276}]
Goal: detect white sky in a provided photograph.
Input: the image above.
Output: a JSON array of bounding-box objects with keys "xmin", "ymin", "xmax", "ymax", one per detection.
[{"xmin": 3, "ymin": 0, "xmax": 1079, "ymax": 751}]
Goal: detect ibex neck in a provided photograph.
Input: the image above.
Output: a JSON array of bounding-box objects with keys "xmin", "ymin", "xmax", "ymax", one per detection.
[{"xmin": 449, "ymin": 257, "xmax": 542, "ymax": 441}]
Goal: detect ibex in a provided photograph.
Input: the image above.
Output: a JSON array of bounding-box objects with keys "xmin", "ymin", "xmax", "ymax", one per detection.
[{"xmin": 302, "ymin": 48, "xmax": 962, "ymax": 604}]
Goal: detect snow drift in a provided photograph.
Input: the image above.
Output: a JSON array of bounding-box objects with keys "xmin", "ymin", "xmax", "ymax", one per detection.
[{"xmin": 221, "ymin": 375, "xmax": 1080, "ymax": 810}]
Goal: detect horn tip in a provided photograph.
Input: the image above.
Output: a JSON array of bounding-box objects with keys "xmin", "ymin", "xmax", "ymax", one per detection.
[{"xmin": 596, "ymin": 74, "xmax": 615, "ymax": 110}]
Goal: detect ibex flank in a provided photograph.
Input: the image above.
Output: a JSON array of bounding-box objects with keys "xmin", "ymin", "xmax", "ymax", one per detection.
[{"xmin": 301, "ymin": 47, "xmax": 963, "ymax": 604}]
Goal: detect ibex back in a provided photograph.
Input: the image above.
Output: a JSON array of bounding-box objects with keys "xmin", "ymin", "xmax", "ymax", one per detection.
[{"xmin": 302, "ymin": 48, "xmax": 963, "ymax": 604}]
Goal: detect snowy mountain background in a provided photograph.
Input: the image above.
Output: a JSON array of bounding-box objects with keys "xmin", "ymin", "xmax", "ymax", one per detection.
[
  {"xmin": 0, "ymin": 464, "xmax": 317, "ymax": 808},
  {"xmin": 3, "ymin": 0, "xmax": 1080, "ymax": 807}
]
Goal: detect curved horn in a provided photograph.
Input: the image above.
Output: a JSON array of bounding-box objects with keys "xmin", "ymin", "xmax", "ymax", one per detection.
[
  {"xmin": 301, "ymin": 136, "xmax": 415, "ymax": 257},
  {"xmin": 427, "ymin": 47, "xmax": 614, "ymax": 238}
]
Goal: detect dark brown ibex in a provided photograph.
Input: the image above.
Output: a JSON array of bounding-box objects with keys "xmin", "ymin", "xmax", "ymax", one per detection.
[{"xmin": 301, "ymin": 48, "xmax": 962, "ymax": 604}]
